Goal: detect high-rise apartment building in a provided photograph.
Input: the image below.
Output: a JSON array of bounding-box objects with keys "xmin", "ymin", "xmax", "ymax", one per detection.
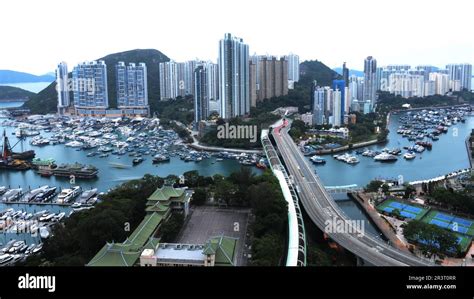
[
  {"xmin": 285, "ymin": 53, "xmax": 300, "ymax": 86},
  {"xmin": 72, "ymin": 60, "xmax": 108, "ymax": 109},
  {"xmin": 56, "ymin": 61, "xmax": 70, "ymax": 115},
  {"xmin": 312, "ymin": 86, "xmax": 326, "ymax": 126},
  {"xmin": 159, "ymin": 61, "xmax": 179, "ymax": 100},
  {"xmin": 194, "ymin": 64, "xmax": 209, "ymax": 127},
  {"xmin": 332, "ymin": 80, "xmax": 346, "ymax": 124},
  {"xmin": 116, "ymin": 62, "xmax": 148, "ymax": 110},
  {"xmin": 446, "ymin": 64, "xmax": 472, "ymax": 91},
  {"xmin": 218, "ymin": 33, "xmax": 250, "ymax": 119},
  {"xmin": 363, "ymin": 56, "xmax": 377, "ymax": 110},
  {"xmin": 342, "ymin": 62, "xmax": 349, "ymax": 87},
  {"xmin": 257, "ymin": 56, "xmax": 288, "ymax": 101}
]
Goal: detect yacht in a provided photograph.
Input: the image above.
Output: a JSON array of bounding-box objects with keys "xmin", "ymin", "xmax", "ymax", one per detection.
[
  {"xmin": 310, "ymin": 155, "xmax": 326, "ymax": 164},
  {"xmin": 32, "ymin": 243, "xmax": 43, "ymax": 254},
  {"xmin": 34, "ymin": 186, "xmax": 57, "ymax": 202},
  {"xmin": 346, "ymin": 156, "xmax": 360, "ymax": 164},
  {"xmin": 22, "ymin": 185, "xmax": 49, "ymax": 202},
  {"xmin": 0, "ymin": 254, "xmax": 13, "ymax": 265},
  {"xmin": 53, "ymin": 212, "xmax": 65, "ymax": 222},
  {"xmin": 57, "ymin": 186, "xmax": 82, "ymax": 204},
  {"xmin": 78, "ymin": 188, "xmax": 97, "ymax": 204},
  {"xmin": 403, "ymin": 152, "xmax": 416, "ymax": 160},
  {"xmin": 1, "ymin": 188, "xmax": 22, "ymax": 202},
  {"xmin": 374, "ymin": 152, "xmax": 398, "ymax": 162},
  {"xmin": 65, "ymin": 141, "xmax": 84, "ymax": 148},
  {"xmin": 39, "ymin": 213, "xmax": 55, "ymax": 222}
]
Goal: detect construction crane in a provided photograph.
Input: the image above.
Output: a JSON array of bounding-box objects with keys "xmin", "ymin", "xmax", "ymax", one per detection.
[{"xmin": 0, "ymin": 129, "xmax": 35, "ymax": 161}]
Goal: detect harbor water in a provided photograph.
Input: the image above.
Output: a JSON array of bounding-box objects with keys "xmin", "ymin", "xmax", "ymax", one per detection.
[{"xmin": 312, "ymin": 112, "xmax": 473, "ymax": 187}]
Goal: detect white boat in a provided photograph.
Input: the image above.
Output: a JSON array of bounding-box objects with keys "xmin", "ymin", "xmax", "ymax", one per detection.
[
  {"xmin": 39, "ymin": 213, "xmax": 55, "ymax": 222},
  {"xmin": 310, "ymin": 155, "xmax": 326, "ymax": 164},
  {"xmin": 0, "ymin": 254, "xmax": 13, "ymax": 265},
  {"xmin": 403, "ymin": 152, "xmax": 416, "ymax": 160},
  {"xmin": 65, "ymin": 141, "xmax": 84, "ymax": 148},
  {"xmin": 1, "ymin": 188, "xmax": 22, "ymax": 202},
  {"xmin": 25, "ymin": 244, "xmax": 36, "ymax": 255},
  {"xmin": 78, "ymin": 188, "xmax": 97, "ymax": 203},
  {"xmin": 346, "ymin": 156, "xmax": 360, "ymax": 164},
  {"xmin": 71, "ymin": 202, "xmax": 82, "ymax": 208},
  {"xmin": 22, "ymin": 185, "xmax": 49, "ymax": 202},
  {"xmin": 32, "ymin": 243, "xmax": 43, "ymax": 254},
  {"xmin": 334, "ymin": 153, "xmax": 359, "ymax": 164},
  {"xmin": 414, "ymin": 145, "xmax": 425, "ymax": 153},
  {"xmin": 57, "ymin": 186, "xmax": 82, "ymax": 204},
  {"xmin": 374, "ymin": 152, "xmax": 398, "ymax": 162},
  {"xmin": 30, "ymin": 223, "xmax": 38, "ymax": 233},
  {"xmin": 34, "ymin": 210, "xmax": 48, "ymax": 217},
  {"xmin": 53, "ymin": 212, "xmax": 65, "ymax": 222}
]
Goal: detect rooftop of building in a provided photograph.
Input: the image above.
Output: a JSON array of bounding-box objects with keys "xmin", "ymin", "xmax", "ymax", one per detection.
[{"xmin": 87, "ymin": 184, "xmax": 189, "ymax": 267}]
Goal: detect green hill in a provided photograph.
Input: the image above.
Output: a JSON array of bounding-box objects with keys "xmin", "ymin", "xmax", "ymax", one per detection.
[
  {"xmin": 0, "ymin": 86, "xmax": 35, "ymax": 100},
  {"xmin": 24, "ymin": 49, "xmax": 170, "ymax": 114},
  {"xmin": 299, "ymin": 60, "xmax": 342, "ymax": 87}
]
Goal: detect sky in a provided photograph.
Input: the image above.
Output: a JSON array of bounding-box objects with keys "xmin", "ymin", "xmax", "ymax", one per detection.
[{"xmin": 1, "ymin": 0, "xmax": 473, "ymax": 75}]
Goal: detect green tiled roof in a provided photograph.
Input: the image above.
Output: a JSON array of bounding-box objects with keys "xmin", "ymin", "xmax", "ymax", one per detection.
[
  {"xmin": 88, "ymin": 213, "xmax": 165, "ymax": 267},
  {"xmin": 203, "ymin": 236, "xmax": 238, "ymax": 266},
  {"xmin": 87, "ymin": 243, "xmax": 142, "ymax": 267},
  {"xmin": 125, "ymin": 213, "xmax": 164, "ymax": 247},
  {"xmin": 88, "ymin": 186, "xmax": 191, "ymax": 267},
  {"xmin": 148, "ymin": 185, "xmax": 185, "ymax": 202}
]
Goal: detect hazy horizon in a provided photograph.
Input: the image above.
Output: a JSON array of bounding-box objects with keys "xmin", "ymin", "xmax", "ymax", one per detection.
[{"xmin": 1, "ymin": 0, "xmax": 473, "ymax": 75}]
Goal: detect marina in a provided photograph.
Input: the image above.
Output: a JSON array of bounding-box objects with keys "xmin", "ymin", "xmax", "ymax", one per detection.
[
  {"xmin": 309, "ymin": 107, "xmax": 474, "ymax": 187},
  {"xmin": 0, "ymin": 116, "xmax": 266, "ymax": 193},
  {"xmin": 0, "ymin": 182, "xmax": 101, "ymax": 266}
]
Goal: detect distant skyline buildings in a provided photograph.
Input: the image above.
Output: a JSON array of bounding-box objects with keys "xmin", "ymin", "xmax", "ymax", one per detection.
[{"xmin": 447, "ymin": 63, "xmax": 472, "ymax": 91}]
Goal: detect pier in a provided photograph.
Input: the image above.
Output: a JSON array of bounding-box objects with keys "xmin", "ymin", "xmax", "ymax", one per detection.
[{"xmin": 466, "ymin": 137, "xmax": 473, "ymax": 169}]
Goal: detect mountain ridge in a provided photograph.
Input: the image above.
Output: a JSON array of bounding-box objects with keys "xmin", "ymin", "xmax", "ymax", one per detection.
[{"xmin": 0, "ymin": 70, "xmax": 55, "ymax": 84}]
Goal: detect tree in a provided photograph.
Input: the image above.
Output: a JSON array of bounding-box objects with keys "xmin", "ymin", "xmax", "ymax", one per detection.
[
  {"xmin": 214, "ymin": 179, "xmax": 238, "ymax": 205},
  {"xmin": 381, "ymin": 184, "xmax": 390, "ymax": 194},
  {"xmin": 192, "ymin": 188, "xmax": 207, "ymax": 206},
  {"xmin": 160, "ymin": 213, "xmax": 185, "ymax": 243},
  {"xmin": 392, "ymin": 209, "xmax": 401, "ymax": 219},
  {"xmin": 183, "ymin": 170, "xmax": 200, "ymax": 187},
  {"xmin": 365, "ymin": 180, "xmax": 384, "ymax": 192},
  {"xmin": 403, "ymin": 220, "xmax": 460, "ymax": 258},
  {"xmin": 250, "ymin": 233, "xmax": 284, "ymax": 266},
  {"xmin": 404, "ymin": 185, "xmax": 416, "ymax": 199}
]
